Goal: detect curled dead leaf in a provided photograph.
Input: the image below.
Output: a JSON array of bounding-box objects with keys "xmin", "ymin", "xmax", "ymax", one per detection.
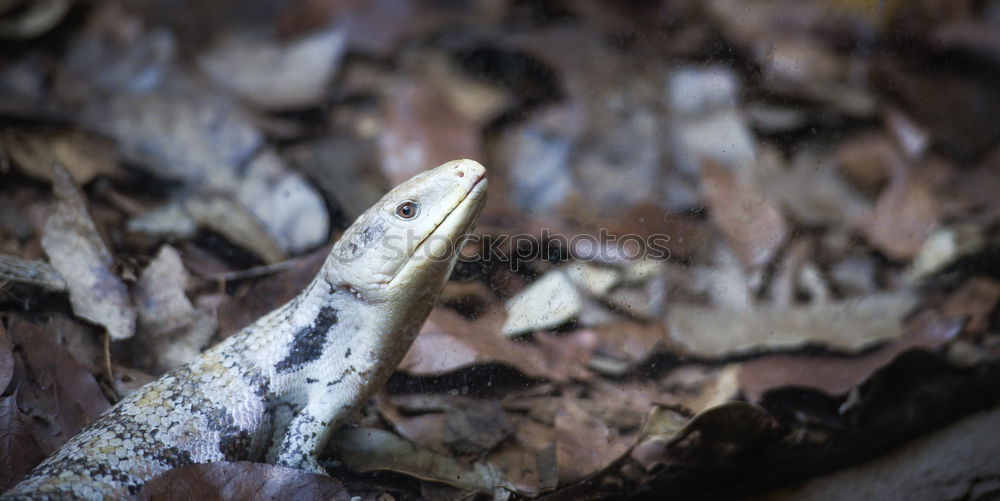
[{"xmin": 41, "ymin": 164, "xmax": 135, "ymax": 340}]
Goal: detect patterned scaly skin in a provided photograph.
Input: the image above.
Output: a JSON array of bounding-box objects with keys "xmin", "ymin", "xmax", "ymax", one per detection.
[{"xmin": 3, "ymin": 160, "xmax": 488, "ymax": 500}]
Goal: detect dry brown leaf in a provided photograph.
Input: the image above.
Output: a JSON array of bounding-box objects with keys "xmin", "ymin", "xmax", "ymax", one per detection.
[
  {"xmin": 41, "ymin": 164, "xmax": 136, "ymax": 340},
  {"xmin": 379, "ymin": 396, "xmax": 449, "ymax": 455},
  {"xmin": 632, "ymin": 402, "xmax": 776, "ymax": 472},
  {"xmin": 701, "ymin": 161, "xmax": 789, "ymax": 269},
  {"xmin": 758, "ymin": 146, "xmax": 873, "ymax": 227},
  {"xmin": 138, "ymin": 461, "xmax": 353, "ymax": 501},
  {"xmin": 591, "ymin": 320, "xmax": 665, "ymax": 367},
  {"xmin": 0, "ymin": 393, "xmax": 48, "ymax": 493},
  {"xmin": 0, "ymin": 128, "xmax": 117, "ymax": 185},
  {"xmin": 6, "ymin": 315, "xmax": 110, "ymax": 453},
  {"xmin": 403, "ymin": 308, "xmax": 549, "ymax": 379},
  {"xmin": 443, "ymin": 398, "xmax": 513, "ymax": 456},
  {"xmin": 340, "ymin": 0, "xmax": 505, "ymax": 55},
  {"xmin": 406, "ymin": 50, "xmax": 510, "ymax": 125},
  {"xmin": 738, "ymin": 311, "xmax": 963, "ymax": 401},
  {"xmin": 657, "ymin": 364, "xmax": 742, "ymax": 415},
  {"xmin": 864, "ymin": 166, "xmax": 940, "ymax": 260},
  {"xmin": 216, "ymin": 245, "xmax": 329, "ymax": 337},
  {"xmin": 0, "ymin": 323, "xmax": 13, "ymax": 394},
  {"xmin": 873, "ymin": 60, "xmax": 1000, "ymax": 158},
  {"xmin": 940, "ymin": 277, "xmax": 1000, "ymax": 335},
  {"xmin": 483, "ymin": 417, "xmax": 558, "ymax": 495},
  {"xmin": 43, "ymin": 313, "xmax": 105, "ymax": 374},
  {"xmin": 835, "ymin": 133, "xmax": 899, "ymax": 189},
  {"xmin": 581, "ymin": 379, "xmax": 660, "ymax": 432},
  {"xmin": 331, "ymin": 427, "xmax": 519, "ymax": 496},
  {"xmin": 667, "ymin": 292, "xmax": 918, "ymax": 357},
  {"xmin": 377, "ymin": 79, "xmax": 482, "ymax": 186},
  {"xmin": 555, "ymin": 398, "xmax": 630, "ymax": 485}
]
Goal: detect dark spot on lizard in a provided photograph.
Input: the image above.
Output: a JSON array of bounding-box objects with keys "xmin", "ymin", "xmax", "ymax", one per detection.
[
  {"xmin": 326, "ymin": 367, "xmax": 354, "ymax": 387},
  {"xmin": 154, "ymin": 446, "xmax": 194, "ymax": 468},
  {"xmin": 360, "ymin": 221, "xmax": 386, "ymax": 246},
  {"xmin": 344, "ymin": 348, "xmax": 351, "ymax": 358},
  {"xmin": 244, "ymin": 367, "xmax": 273, "ymax": 398},
  {"xmin": 219, "ymin": 429, "xmax": 254, "ymax": 461},
  {"xmin": 344, "ymin": 242, "xmax": 359, "ymax": 258},
  {"xmin": 306, "ymin": 378, "xmax": 317, "ymax": 384},
  {"xmin": 275, "ymin": 306, "xmax": 339, "ymax": 373}
]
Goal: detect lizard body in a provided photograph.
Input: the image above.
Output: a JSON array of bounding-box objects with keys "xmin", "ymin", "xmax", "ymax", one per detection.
[{"xmin": 3, "ymin": 159, "xmax": 487, "ymax": 500}]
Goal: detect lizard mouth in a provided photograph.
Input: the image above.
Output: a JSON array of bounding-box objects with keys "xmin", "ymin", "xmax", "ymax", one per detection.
[{"xmin": 388, "ymin": 168, "xmax": 487, "ymax": 286}]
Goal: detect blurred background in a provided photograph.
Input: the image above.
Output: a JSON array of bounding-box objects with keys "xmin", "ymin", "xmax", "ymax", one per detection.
[{"xmin": 1, "ymin": 0, "xmax": 1000, "ymax": 499}]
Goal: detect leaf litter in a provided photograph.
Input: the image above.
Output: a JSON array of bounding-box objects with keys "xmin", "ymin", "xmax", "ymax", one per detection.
[{"xmin": 1, "ymin": 0, "xmax": 1000, "ymax": 499}]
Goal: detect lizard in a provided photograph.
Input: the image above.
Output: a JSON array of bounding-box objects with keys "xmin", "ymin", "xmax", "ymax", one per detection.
[{"xmin": 3, "ymin": 159, "xmax": 488, "ymax": 500}]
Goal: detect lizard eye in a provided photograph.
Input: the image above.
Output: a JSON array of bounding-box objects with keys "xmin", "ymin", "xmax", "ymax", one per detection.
[{"xmin": 394, "ymin": 201, "xmax": 418, "ymax": 220}]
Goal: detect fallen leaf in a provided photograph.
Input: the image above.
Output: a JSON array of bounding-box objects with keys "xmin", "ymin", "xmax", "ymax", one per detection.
[
  {"xmin": 183, "ymin": 194, "xmax": 285, "ymax": 264},
  {"xmin": 873, "ymin": 60, "xmax": 1000, "ymax": 158},
  {"xmin": 760, "ymin": 146, "xmax": 873, "ymax": 228},
  {"xmin": 340, "ymin": 0, "xmax": 505, "ymax": 55},
  {"xmin": 940, "ymin": 277, "xmax": 1000, "ymax": 334},
  {"xmin": 0, "ymin": 323, "xmax": 13, "ymax": 394},
  {"xmin": 667, "ymin": 292, "xmax": 919, "ymax": 357},
  {"xmin": 590, "ymin": 320, "xmax": 665, "ymax": 369},
  {"xmin": 377, "ymin": 78, "xmax": 482, "ymax": 186},
  {"xmin": 402, "ymin": 308, "xmax": 552, "ymax": 379},
  {"xmin": 41, "ymin": 164, "xmax": 135, "ymax": 340},
  {"xmin": 834, "ymin": 133, "xmax": 898, "ymax": 189},
  {"xmin": 330, "ymin": 426, "xmax": 521, "ymax": 496},
  {"xmin": 0, "ymin": 392, "xmax": 47, "ymax": 492},
  {"xmin": 0, "ymin": 127, "xmax": 118, "ymax": 185},
  {"xmin": 884, "ymin": 107, "xmax": 930, "ymax": 160},
  {"xmin": 135, "ymin": 245, "xmax": 197, "ymax": 337},
  {"xmin": 285, "ymin": 135, "xmax": 384, "ymax": 222},
  {"xmin": 502, "ymin": 270, "xmax": 582, "ymax": 337},
  {"xmin": 216, "ymin": 245, "xmax": 329, "ymax": 337},
  {"xmin": 443, "ymin": 399, "xmax": 513, "ymax": 455},
  {"xmin": 605, "ymin": 276, "xmax": 669, "ymax": 320},
  {"xmin": 555, "ymin": 398, "xmax": 630, "ymax": 484},
  {"xmin": 138, "ymin": 461, "xmax": 352, "ymax": 501},
  {"xmin": 738, "ymin": 311, "xmax": 963, "ymax": 401},
  {"xmin": 632, "ymin": 402, "xmax": 776, "ymax": 472},
  {"xmin": 79, "ymin": 94, "xmax": 329, "ymax": 254},
  {"xmin": 864, "ymin": 166, "xmax": 940, "ymax": 260},
  {"xmin": 0, "ymin": 254, "xmax": 66, "ymax": 291},
  {"xmin": 658, "ymin": 364, "xmax": 742, "ymax": 415},
  {"xmin": 134, "ymin": 245, "xmax": 218, "ymax": 370},
  {"xmin": 487, "ymin": 417, "xmax": 558, "ymax": 495},
  {"xmin": 669, "ymin": 66, "xmax": 757, "ymax": 176},
  {"xmin": 909, "ymin": 225, "xmax": 984, "ymax": 280},
  {"xmin": 198, "ymin": 24, "xmax": 346, "ymax": 110},
  {"xmin": 701, "ymin": 161, "xmax": 789, "ymax": 269},
  {"xmin": 493, "ymin": 114, "xmax": 576, "ymax": 215},
  {"xmin": 6, "ymin": 315, "xmax": 111, "ymax": 450},
  {"xmin": 563, "ymin": 262, "xmax": 620, "ymax": 296}
]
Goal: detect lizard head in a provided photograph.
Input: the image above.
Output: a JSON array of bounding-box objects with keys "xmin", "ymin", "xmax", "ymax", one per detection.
[{"xmin": 326, "ymin": 159, "xmax": 487, "ymax": 303}]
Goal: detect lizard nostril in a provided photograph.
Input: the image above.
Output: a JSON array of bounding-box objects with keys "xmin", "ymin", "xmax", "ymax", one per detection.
[{"xmin": 455, "ymin": 170, "xmax": 465, "ymax": 178}]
